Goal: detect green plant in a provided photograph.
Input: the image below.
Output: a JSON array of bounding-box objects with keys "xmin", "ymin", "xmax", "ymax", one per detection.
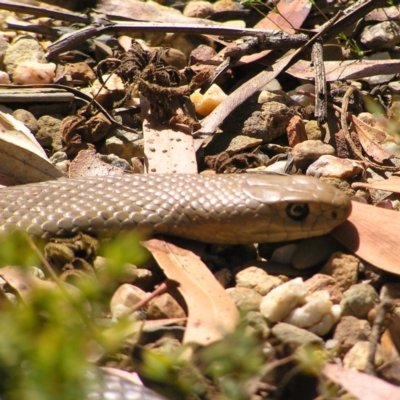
[{"xmin": 336, "ymin": 33, "xmax": 365, "ymax": 56}]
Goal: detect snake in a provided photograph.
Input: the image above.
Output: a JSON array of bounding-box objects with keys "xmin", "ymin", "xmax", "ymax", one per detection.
[
  {"xmin": 0, "ymin": 173, "xmax": 351, "ymax": 399},
  {"xmin": 0, "ymin": 173, "xmax": 351, "ymax": 243}
]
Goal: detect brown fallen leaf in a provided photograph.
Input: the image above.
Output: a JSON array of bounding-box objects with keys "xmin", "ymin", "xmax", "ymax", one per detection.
[
  {"xmin": 69, "ymin": 148, "xmax": 126, "ymax": 178},
  {"xmin": 98, "ymin": 0, "xmax": 222, "ymax": 26},
  {"xmin": 141, "ymin": 238, "xmax": 239, "ymax": 345},
  {"xmin": 141, "ymin": 97, "xmax": 198, "ymax": 174},
  {"xmin": 287, "ymin": 59, "xmax": 400, "ymax": 82},
  {"xmin": 225, "ymin": 0, "xmax": 311, "ymax": 75},
  {"xmin": 352, "ymin": 176, "xmax": 400, "ymax": 193},
  {"xmin": 323, "ymin": 363, "xmax": 400, "ymax": 400},
  {"xmin": 254, "ymin": 0, "xmax": 311, "ymax": 33},
  {"xmin": 350, "ymin": 115, "xmax": 397, "ymax": 164},
  {"xmin": 331, "ymin": 201, "xmax": 400, "ymax": 275}
]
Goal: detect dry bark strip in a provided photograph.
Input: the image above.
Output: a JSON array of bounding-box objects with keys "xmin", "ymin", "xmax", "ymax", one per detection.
[{"xmin": 141, "ymin": 96, "xmax": 197, "ymax": 174}]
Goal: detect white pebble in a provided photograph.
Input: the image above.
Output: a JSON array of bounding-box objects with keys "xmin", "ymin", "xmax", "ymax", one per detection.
[
  {"xmin": 308, "ymin": 304, "xmax": 342, "ymax": 336},
  {"xmin": 284, "ymin": 291, "xmax": 332, "ymax": 328},
  {"xmin": 0, "ymin": 71, "xmax": 10, "ymax": 83},
  {"xmin": 12, "ymin": 61, "xmax": 55, "ymax": 84},
  {"xmin": 288, "ymin": 83, "xmax": 315, "ymax": 106},
  {"xmin": 259, "ymin": 277, "xmax": 308, "ymax": 322}
]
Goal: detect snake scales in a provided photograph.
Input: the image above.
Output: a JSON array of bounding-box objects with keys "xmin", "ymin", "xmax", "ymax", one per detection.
[
  {"xmin": 0, "ymin": 173, "xmax": 351, "ymax": 242},
  {"xmin": 0, "ymin": 173, "xmax": 351, "ymax": 399}
]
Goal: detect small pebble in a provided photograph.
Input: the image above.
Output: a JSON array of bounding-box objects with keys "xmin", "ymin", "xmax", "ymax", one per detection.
[
  {"xmin": 292, "ymin": 140, "xmax": 335, "ymax": 171},
  {"xmin": 0, "ymin": 71, "xmax": 10, "ymax": 83},
  {"xmin": 91, "ymin": 74, "xmax": 125, "ymax": 107},
  {"xmin": 104, "ymin": 132, "xmax": 144, "ymax": 160},
  {"xmin": 286, "ymin": 115, "xmax": 307, "ymax": 147},
  {"xmin": 12, "ymin": 109, "xmax": 38, "ymax": 134},
  {"xmin": 147, "ymin": 293, "xmax": 186, "ymax": 320},
  {"xmin": 110, "ymin": 284, "xmax": 148, "ymax": 321},
  {"xmin": 271, "ymin": 322, "xmax": 324, "ymax": 354},
  {"xmin": 226, "ymin": 287, "xmax": 262, "ymax": 312},
  {"xmin": 333, "ymin": 315, "xmax": 371, "ymax": 354},
  {"xmin": 343, "ymin": 341, "xmax": 383, "ymax": 371},
  {"xmin": 283, "ymin": 290, "xmax": 333, "ymax": 329},
  {"xmin": 340, "ymin": 283, "xmax": 380, "ymax": 319},
  {"xmin": 235, "ymin": 266, "xmax": 282, "ymax": 296},
  {"xmin": 288, "ymin": 83, "xmax": 315, "ymax": 106},
  {"xmin": 360, "ymin": 21, "xmax": 400, "ymax": 50},
  {"xmin": 305, "ymin": 120, "xmax": 322, "ymax": 141},
  {"xmin": 12, "ymin": 61, "xmax": 55, "ymax": 84},
  {"xmin": 260, "ymin": 277, "xmax": 307, "ymax": 322},
  {"xmin": 190, "ymin": 84, "xmax": 227, "ymax": 116},
  {"xmin": 305, "ymin": 274, "xmax": 343, "ymax": 304},
  {"xmin": 243, "ymin": 102, "xmax": 300, "ymax": 143},
  {"xmin": 321, "ymin": 252, "xmax": 360, "ymax": 292},
  {"xmin": 307, "ymin": 155, "xmax": 365, "ymax": 179},
  {"xmin": 4, "ymin": 36, "xmax": 46, "ymax": 75},
  {"xmin": 183, "ymin": 1, "xmax": 214, "ymax": 18},
  {"xmin": 292, "ymin": 235, "xmax": 341, "ymax": 270}
]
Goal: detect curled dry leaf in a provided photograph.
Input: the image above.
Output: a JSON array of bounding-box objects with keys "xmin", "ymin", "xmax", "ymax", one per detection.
[
  {"xmin": 350, "ymin": 115, "xmax": 397, "ymax": 164},
  {"xmin": 0, "ymin": 110, "xmax": 63, "ymax": 184},
  {"xmin": 331, "ymin": 201, "xmax": 400, "ymax": 276},
  {"xmin": 141, "ymin": 238, "xmax": 239, "ymax": 346},
  {"xmin": 323, "ymin": 363, "xmax": 400, "ymax": 400}
]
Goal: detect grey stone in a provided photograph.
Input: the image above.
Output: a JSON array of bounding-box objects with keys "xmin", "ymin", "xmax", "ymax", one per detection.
[
  {"xmin": 271, "ymin": 322, "xmax": 324, "ymax": 353},
  {"xmin": 360, "ymin": 21, "xmax": 400, "ymax": 50},
  {"xmin": 341, "ymin": 283, "xmax": 380, "ymax": 319},
  {"xmin": 4, "ymin": 36, "xmax": 45, "ymax": 75}
]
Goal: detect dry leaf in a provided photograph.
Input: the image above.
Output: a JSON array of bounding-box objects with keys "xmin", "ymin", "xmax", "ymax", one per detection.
[
  {"xmin": 254, "ymin": 0, "xmax": 311, "ymax": 33},
  {"xmin": 287, "ymin": 59, "xmax": 400, "ymax": 82},
  {"xmin": 352, "ymin": 176, "xmax": 400, "ymax": 193},
  {"xmin": 240, "ymin": 0, "xmax": 311, "ymax": 69},
  {"xmin": 331, "ymin": 201, "xmax": 400, "ymax": 275},
  {"xmin": 350, "ymin": 115, "xmax": 395, "ymax": 163},
  {"xmin": 141, "ymin": 238, "xmax": 239, "ymax": 345},
  {"xmin": 0, "ymin": 266, "xmax": 58, "ymax": 300},
  {"xmin": 69, "ymin": 149, "xmax": 125, "ymax": 179},
  {"xmin": 0, "ymin": 109, "xmax": 63, "ymax": 184},
  {"xmin": 98, "ymin": 0, "xmax": 221, "ymax": 26},
  {"xmin": 141, "ymin": 97, "xmax": 197, "ymax": 174},
  {"xmin": 323, "ymin": 363, "xmax": 400, "ymax": 400}
]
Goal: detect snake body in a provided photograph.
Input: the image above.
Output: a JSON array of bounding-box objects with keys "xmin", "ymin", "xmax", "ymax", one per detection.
[{"xmin": 0, "ymin": 174, "xmax": 351, "ymax": 243}]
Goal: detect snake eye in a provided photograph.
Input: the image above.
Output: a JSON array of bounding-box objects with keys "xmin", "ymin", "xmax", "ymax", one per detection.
[{"xmin": 286, "ymin": 203, "xmax": 309, "ymax": 221}]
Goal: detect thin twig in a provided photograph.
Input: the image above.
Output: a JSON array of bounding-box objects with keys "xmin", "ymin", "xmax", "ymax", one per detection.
[
  {"xmin": 366, "ymin": 298, "xmax": 392, "ymax": 375},
  {"xmin": 0, "ymin": 0, "xmax": 89, "ymax": 23},
  {"xmin": 46, "ymin": 21, "xmax": 309, "ymax": 59}
]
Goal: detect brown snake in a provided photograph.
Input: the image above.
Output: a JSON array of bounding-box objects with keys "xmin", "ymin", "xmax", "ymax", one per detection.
[
  {"xmin": 0, "ymin": 173, "xmax": 351, "ymax": 400},
  {"xmin": 0, "ymin": 174, "xmax": 351, "ymax": 243}
]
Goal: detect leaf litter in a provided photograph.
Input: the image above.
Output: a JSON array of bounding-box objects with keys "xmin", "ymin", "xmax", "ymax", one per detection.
[{"xmin": 1, "ymin": 0, "xmax": 400, "ymax": 398}]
